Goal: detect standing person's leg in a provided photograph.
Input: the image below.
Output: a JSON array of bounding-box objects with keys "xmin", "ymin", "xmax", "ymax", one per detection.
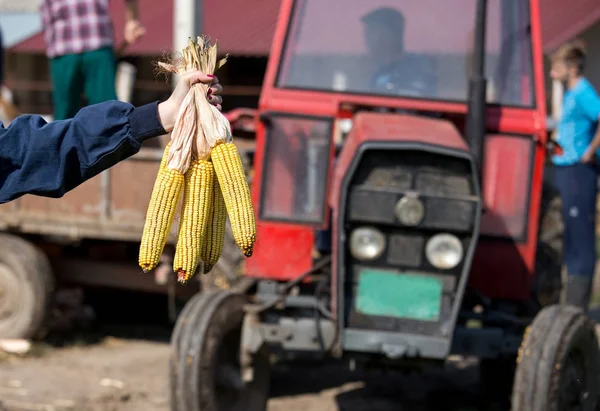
[
  {"xmin": 560, "ymin": 163, "xmax": 598, "ymax": 311},
  {"xmin": 554, "ymin": 165, "xmax": 575, "ymax": 301},
  {"xmin": 49, "ymin": 53, "xmax": 84, "ymax": 120},
  {"xmin": 81, "ymin": 46, "xmax": 118, "ymax": 105}
]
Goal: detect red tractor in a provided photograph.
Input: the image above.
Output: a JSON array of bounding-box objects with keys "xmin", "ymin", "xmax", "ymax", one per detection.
[{"xmin": 170, "ymin": 0, "xmax": 600, "ymax": 410}]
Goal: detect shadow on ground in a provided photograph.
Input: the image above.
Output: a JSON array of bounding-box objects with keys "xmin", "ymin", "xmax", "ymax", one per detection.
[
  {"xmin": 42, "ymin": 287, "xmax": 177, "ymax": 348},
  {"xmin": 34, "ymin": 287, "xmax": 514, "ymax": 411}
]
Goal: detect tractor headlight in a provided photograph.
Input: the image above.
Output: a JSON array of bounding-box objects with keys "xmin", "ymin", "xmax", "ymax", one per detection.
[
  {"xmin": 425, "ymin": 233, "xmax": 463, "ymax": 270},
  {"xmin": 349, "ymin": 227, "xmax": 386, "ymax": 261},
  {"xmin": 394, "ymin": 195, "xmax": 425, "ymax": 226}
]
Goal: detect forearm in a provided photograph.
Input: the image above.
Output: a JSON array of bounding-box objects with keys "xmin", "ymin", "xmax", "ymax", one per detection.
[
  {"xmin": 586, "ymin": 117, "xmax": 600, "ymax": 153},
  {"xmin": 125, "ymin": 0, "xmax": 138, "ymax": 20},
  {"xmin": 0, "ymin": 101, "xmax": 165, "ymax": 204}
]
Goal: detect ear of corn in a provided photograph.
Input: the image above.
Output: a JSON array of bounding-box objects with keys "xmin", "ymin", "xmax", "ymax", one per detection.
[
  {"xmin": 140, "ymin": 38, "xmax": 257, "ymax": 283},
  {"xmin": 199, "ymin": 171, "xmax": 227, "ymax": 273},
  {"xmin": 139, "ymin": 143, "xmax": 184, "ymax": 272},
  {"xmin": 211, "ymin": 142, "xmax": 256, "ymax": 257},
  {"xmin": 173, "ymin": 159, "xmax": 214, "ymax": 283}
]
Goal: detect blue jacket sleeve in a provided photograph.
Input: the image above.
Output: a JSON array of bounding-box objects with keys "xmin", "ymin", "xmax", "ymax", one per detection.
[{"xmin": 0, "ymin": 100, "xmax": 166, "ymax": 204}]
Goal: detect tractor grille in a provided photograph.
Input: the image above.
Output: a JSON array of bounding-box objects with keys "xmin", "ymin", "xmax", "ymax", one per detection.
[{"xmin": 341, "ymin": 148, "xmax": 480, "ymax": 336}]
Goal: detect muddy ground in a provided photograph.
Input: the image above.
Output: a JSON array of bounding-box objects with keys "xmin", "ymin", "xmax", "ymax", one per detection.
[{"xmin": 1, "ymin": 288, "xmax": 595, "ymax": 411}]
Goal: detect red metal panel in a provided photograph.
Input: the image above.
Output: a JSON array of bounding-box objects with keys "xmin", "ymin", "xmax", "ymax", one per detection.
[{"xmin": 245, "ymin": 224, "xmax": 314, "ymax": 280}]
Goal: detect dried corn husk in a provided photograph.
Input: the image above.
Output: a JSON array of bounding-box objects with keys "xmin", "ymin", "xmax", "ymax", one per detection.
[{"xmin": 158, "ymin": 36, "xmax": 231, "ymax": 172}]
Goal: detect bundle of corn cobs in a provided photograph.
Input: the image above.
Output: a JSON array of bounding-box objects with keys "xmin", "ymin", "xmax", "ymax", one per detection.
[{"xmin": 138, "ymin": 36, "xmax": 256, "ymax": 284}]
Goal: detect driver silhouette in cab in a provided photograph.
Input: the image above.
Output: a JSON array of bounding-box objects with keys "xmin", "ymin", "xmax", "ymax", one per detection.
[{"xmin": 361, "ymin": 7, "xmax": 436, "ymax": 97}]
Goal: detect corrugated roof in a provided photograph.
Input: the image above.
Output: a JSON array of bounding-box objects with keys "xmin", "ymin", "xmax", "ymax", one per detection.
[
  {"xmin": 203, "ymin": 0, "xmax": 281, "ymax": 55},
  {"xmin": 540, "ymin": 0, "xmax": 600, "ymax": 51},
  {"xmin": 10, "ymin": 0, "xmax": 282, "ymax": 56}
]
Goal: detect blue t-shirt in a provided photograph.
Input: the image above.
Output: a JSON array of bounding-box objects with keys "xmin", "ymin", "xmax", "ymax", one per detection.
[{"xmin": 552, "ymin": 78, "xmax": 600, "ymax": 166}]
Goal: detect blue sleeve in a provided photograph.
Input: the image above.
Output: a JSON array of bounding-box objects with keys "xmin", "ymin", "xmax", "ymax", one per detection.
[
  {"xmin": 0, "ymin": 100, "xmax": 166, "ymax": 204},
  {"xmin": 576, "ymin": 87, "xmax": 600, "ymax": 122}
]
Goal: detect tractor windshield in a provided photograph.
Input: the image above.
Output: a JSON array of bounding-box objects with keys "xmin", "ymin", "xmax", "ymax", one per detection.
[{"xmin": 277, "ymin": 0, "xmax": 534, "ymax": 107}]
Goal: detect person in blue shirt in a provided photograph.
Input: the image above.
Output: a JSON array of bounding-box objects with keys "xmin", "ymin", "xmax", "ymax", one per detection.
[
  {"xmin": 0, "ymin": 70, "xmax": 223, "ymax": 204},
  {"xmin": 549, "ymin": 40, "xmax": 600, "ymax": 312}
]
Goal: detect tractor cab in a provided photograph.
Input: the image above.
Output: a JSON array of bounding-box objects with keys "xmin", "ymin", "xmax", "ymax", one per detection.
[{"xmin": 170, "ymin": 1, "xmax": 600, "ymax": 410}]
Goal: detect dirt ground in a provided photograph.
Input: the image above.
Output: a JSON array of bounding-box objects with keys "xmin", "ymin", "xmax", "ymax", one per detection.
[
  {"xmin": 0, "ymin": 337, "xmax": 487, "ymax": 411},
  {"xmin": 1, "ymin": 288, "xmax": 596, "ymax": 411}
]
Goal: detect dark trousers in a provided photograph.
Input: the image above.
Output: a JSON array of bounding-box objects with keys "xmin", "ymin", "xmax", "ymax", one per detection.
[
  {"xmin": 552, "ymin": 163, "xmax": 598, "ymax": 278},
  {"xmin": 49, "ymin": 46, "xmax": 118, "ymax": 120}
]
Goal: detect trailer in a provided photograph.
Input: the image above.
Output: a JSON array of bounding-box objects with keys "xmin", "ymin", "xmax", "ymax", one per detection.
[{"xmin": 0, "ymin": 127, "xmax": 255, "ymax": 339}]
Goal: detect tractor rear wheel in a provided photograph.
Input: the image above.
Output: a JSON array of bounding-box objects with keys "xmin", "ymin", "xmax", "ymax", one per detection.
[
  {"xmin": 169, "ymin": 290, "xmax": 271, "ymax": 411},
  {"xmin": 511, "ymin": 304, "xmax": 600, "ymax": 411}
]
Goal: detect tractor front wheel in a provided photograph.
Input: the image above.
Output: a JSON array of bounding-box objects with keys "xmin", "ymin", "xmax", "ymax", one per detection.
[
  {"xmin": 169, "ymin": 290, "xmax": 271, "ymax": 411},
  {"xmin": 511, "ymin": 304, "xmax": 600, "ymax": 411}
]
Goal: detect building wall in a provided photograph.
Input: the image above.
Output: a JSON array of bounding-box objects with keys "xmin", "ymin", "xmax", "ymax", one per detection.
[
  {"xmin": 542, "ymin": 20, "xmax": 600, "ymax": 118},
  {"xmin": 580, "ymin": 21, "xmax": 600, "ymax": 91},
  {"xmin": 5, "ymin": 52, "xmax": 266, "ymax": 116}
]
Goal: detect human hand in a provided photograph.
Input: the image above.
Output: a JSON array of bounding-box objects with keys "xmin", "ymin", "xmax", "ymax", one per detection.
[
  {"xmin": 157, "ymin": 71, "xmax": 223, "ymax": 132},
  {"xmin": 581, "ymin": 148, "xmax": 595, "ymax": 164},
  {"xmin": 124, "ymin": 19, "xmax": 146, "ymax": 44}
]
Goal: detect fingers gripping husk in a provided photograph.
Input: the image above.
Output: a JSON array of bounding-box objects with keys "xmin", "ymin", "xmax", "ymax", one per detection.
[{"xmin": 160, "ymin": 36, "xmax": 233, "ymax": 173}]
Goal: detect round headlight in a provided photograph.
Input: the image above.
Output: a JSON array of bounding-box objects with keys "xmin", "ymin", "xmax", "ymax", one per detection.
[
  {"xmin": 425, "ymin": 233, "xmax": 463, "ymax": 270},
  {"xmin": 349, "ymin": 227, "xmax": 386, "ymax": 261},
  {"xmin": 394, "ymin": 196, "xmax": 425, "ymax": 226}
]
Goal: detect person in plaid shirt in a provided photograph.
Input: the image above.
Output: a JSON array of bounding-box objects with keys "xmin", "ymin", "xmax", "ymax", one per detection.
[{"xmin": 41, "ymin": 0, "xmax": 146, "ymax": 120}]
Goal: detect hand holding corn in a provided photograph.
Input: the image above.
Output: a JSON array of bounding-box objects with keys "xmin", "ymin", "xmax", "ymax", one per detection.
[{"xmin": 139, "ymin": 36, "xmax": 256, "ymax": 284}]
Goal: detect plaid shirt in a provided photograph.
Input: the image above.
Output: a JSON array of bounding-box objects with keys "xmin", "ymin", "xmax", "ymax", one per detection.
[{"xmin": 40, "ymin": 0, "xmax": 115, "ymax": 58}]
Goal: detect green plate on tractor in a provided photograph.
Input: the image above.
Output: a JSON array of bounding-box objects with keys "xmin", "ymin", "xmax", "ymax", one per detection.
[{"xmin": 355, "ymin": 269, "xmax": 443, "ymax": 322}]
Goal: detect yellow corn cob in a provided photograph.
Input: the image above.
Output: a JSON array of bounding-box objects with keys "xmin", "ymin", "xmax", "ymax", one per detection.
[
  {"xmin": 199, "ymin": 172, "xmax": 227, "ymax": 273},
  {"xmin": 173, "ymin": 159, "xmax": 214, "ymax": 283},
  {"xmin": 139, "ymin": 143, "xmax": 184, "ymax": 272},
  {"xmin": 211, "ymin": 142, "xmax": 256, "ymax": 257}
]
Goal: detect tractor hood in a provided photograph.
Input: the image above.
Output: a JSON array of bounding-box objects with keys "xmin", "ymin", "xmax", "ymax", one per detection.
[{"xmin": 330, "ymin": 112, "xmax": 470, "ymax": 204}]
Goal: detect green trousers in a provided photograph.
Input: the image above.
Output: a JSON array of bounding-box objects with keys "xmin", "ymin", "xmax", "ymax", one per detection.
[{"xmin": 49, "ymin": 46, "xmax": 118, "ymax": 120}]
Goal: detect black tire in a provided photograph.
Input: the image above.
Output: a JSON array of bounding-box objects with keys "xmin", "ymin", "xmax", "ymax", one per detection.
[
  {"xmin": 511, "ymin": 304, "xmax": 600, "ymax": 411},
  {"xmin": 170, "ymin": 291, "xmax": 222, "ymax": 411},
  {"xmin": 172, "ymin": 290, "xmax": 271, "ymax": 411},
  {"xmin": 0, "ymin": 234, "xmax": 54, "ymax": 339},
  {"xmin": 533, "ymin": 179, "xmax": 564, "ymax": 307}
]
